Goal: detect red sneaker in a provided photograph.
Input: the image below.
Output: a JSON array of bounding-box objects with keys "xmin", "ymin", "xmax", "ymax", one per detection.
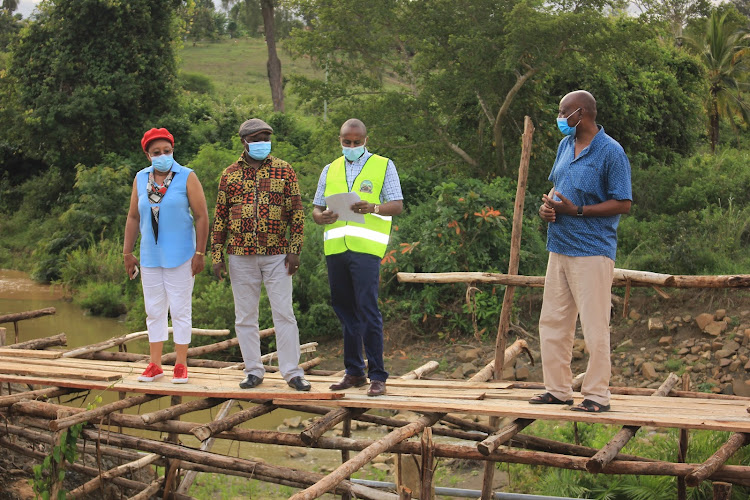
[
  {"xmin": 172, "ymin": 363, "xmax": 188, "ymax": 384},
  {"xmin": 137, "ymin": 363, "xmax": 163, "ymax": 382}
]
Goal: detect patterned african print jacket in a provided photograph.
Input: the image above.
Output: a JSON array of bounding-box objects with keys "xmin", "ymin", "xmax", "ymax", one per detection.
[{"xmin": 211, "ymin": 155, "xmax": 304, "ymax": 264}]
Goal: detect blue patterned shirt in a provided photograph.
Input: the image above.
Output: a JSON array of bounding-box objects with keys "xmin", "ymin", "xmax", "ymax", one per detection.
[
  {"xmin": 546, "ymin": 126, "xmax": 632, "ymax": 261},
  {"xmin": 313, "ymin": 149, "xmax": 403, "ymax": 206}
]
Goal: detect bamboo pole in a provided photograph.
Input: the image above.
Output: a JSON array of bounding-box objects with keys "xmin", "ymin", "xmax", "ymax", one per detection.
[
  {"xmin": 685, "ymin": 432, "xmax": 750, "ymax": 487},
  {"xmin": 301, "ymin": 408, "xmax": 364, "ymax": 446},
  {"xmin": 586, "ymin": 373, "xmax": 680, "ymax": 473},
  {"xmin": 177, "ymin": 399, "xmax": 236, "ymax": 494},
  {"xmin": 0, "ymin": 307, "xmax": 56, "ymax": 324},
  {"xmin": 5, "ymin": 333, "xmax": 67, "ymax": 350},
  {"xmin": 68, "ymin": 453, "xmax": 160, "ymax": 498},
  {"xmin": 191, "ymin": 401, "xmax": 277, "ymax": 442},
  {"xmin": 78, "ymin": 428, "xmax": 398, "ymax": 500},
  {"xmin": 288, "ymin": 413, "xmax": 443, "ymax": 500},
  {"xmin": 478, "ymin": 418, "xmax": 534, "ymax": 456},
  {"xmin": 61, "ymin": 331, "xmax": 150, "ymax": 358},
  {"xmin": 48, "ymin": 394, "xmax": 164, "ymax": 431}
]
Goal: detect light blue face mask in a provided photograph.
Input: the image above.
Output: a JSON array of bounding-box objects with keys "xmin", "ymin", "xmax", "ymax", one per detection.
[
  {"xmin": 151, "ymin": 153, "xmax": 174, "ymax": 172},
  {"xmin": 246, "ymin": 141, "xmax": 272, "ymax": 160},
  {"xmin": 342, "ymin": 145, "xmax": 365, "ymax": 162},
  {"xmin": 557, "ymin": 107, "xmax": 582, "ymax": 136}
]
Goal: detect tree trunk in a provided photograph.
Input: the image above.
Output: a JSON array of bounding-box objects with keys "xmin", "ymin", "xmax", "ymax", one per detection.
[
  {"xmin": 710, "ymin": 91, "xmax": 719, "ymax": 153},
  {"xmin": 262, "ymin": 0, "xmax": 284, "ymax": 112}
]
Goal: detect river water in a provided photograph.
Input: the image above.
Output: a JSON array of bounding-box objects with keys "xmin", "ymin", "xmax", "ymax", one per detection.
[{"xmin": 0, "ymin": 269, "xmax": 375, "ymax": 474}]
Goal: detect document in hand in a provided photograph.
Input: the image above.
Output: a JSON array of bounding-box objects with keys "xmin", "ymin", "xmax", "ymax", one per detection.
[{"xmin": 324, "ymin": 192, "xmax": 366, "ymax": 223}]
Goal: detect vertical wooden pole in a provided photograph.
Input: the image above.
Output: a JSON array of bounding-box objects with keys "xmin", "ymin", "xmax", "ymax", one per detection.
[
  {"xmin": 0, "ymin": 326, "xmax": 6, "ymax": 346},
  {"xmin": 341, "ymin": 416, "xmax": 352, "ymax": 500},
  {"xmin": 493, "ymin": 115, "xmax": 534, "ymax": 378},
  {"xmin": 712, "ymin": 482, "xmax": 732, "ymax": 500},
  {"xmin": 677, "ymin": 373, "xmax": 690, "ymax": 500},
  {"xmin": 420, "ymin": 427, "xmax": 435, "ymax": 500},
  {"xmin": 485, "ymin": 116, "xmax": 534, "ymax": 500},
  {"xmin": 13, "ymin": 321, "xmax": 19, "ymax": 344},
  {"xmin": 622, "ymin": 279, "xmax": 632, "ymax": 318}
]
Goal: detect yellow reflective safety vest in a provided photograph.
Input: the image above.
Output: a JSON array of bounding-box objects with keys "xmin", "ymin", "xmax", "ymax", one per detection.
[{"xmin": 323, "ymin": 154, "xmax": 392, "ymax": 258}]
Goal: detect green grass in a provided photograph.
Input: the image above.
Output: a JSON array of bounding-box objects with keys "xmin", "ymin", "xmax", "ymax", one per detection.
[{"xmin": 178, "ymin": 37, "xmax": 323, "ymax": 110}]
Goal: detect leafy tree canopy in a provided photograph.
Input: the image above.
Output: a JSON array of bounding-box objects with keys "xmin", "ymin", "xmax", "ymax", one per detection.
[{"xmin": 7, "ymin": 0, "xmax": 182, "ymax": 169}]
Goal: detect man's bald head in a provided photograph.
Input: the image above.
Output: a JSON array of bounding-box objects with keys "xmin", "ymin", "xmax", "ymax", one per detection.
[
  {"xmin": 560, "ymin": 90, "xmax": 597, "ymax": 120},
  {"xmin": 340, "ymin": 118, "xmax": 367, "ymax": 136}
]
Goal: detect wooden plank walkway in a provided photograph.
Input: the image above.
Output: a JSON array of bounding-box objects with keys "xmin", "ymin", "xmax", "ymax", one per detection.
[{"xmin": 1, "ymin": 355, "xmax": 749, "ymax": 432}]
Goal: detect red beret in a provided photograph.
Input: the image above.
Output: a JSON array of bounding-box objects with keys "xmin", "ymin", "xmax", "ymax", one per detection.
[{"xmin": 141, "ymin": 128, "xmax": 174, "ymax": 153}]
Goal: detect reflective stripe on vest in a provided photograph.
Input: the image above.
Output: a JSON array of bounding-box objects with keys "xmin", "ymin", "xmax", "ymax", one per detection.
[{"xmin": 323, "ymin": 154, "xmax": 392, "ymax": 258}]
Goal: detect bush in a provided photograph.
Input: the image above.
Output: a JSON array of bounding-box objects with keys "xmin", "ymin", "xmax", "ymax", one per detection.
[
  {"xmin": 75, "ymin": 282, "xmax": 127, "ymax": 317},
  {"xmin": 180, "ymin": 72, "xmax": 215, "ymax": 94}
]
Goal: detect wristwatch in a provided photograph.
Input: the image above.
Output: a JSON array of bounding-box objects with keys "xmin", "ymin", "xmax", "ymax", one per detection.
[
  {"xmin": 374, "ymin": 204, "xmax": 380, "ymax": 214},
  {"xmin": 576, "ymin": 205, "xmax": 584, "ymax": 217}
]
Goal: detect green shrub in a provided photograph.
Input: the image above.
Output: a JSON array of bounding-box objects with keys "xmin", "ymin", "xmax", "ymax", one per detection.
[
  {"xmin": 59, "ymin": 238, "xmax": 124, "ymax": 290},
  {"xmin": 75, "ymin": 281, "xmax": 127, "ymax": 317},
  {"xmin": 180, "ymin": 72, "xmax": 215, "ymax": 94}
]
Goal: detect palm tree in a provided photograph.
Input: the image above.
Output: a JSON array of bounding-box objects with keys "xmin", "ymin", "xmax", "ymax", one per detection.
[
  {"xmin": 1, "ymin": 0, "xmax": 19, "ymax": 13},
  {"xmin": 683, "ymin": 10, "xmax": 750, "ymax": 152}
]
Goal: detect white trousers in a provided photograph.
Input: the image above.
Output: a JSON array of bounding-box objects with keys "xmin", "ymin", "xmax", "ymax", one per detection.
[
  {"xmin": 228, "ymin": 254, "xmax": 303, "ymax": 382},
  {"xmin": 141, "ymin": 259, "xmax": 194, "ymax": 344},
  {"xmin": 539, "ymin": 252, "xmax": 614, "ymax": 406}
]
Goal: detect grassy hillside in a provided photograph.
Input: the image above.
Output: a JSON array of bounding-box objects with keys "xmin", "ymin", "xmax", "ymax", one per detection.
[{"xmin": 178, "ymin": 37, "xmax": 322, "ymax": 110}]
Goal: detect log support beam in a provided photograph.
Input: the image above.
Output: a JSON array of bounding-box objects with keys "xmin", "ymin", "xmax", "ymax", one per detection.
[{"xmin": 586, "ymin": 373, "xmax": 679, "ymax": 473}]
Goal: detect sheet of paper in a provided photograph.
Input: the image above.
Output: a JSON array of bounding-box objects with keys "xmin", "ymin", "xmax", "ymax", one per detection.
[{"xmin": 325, "ymin": 192, "xmax": 365, "ymax": 223}]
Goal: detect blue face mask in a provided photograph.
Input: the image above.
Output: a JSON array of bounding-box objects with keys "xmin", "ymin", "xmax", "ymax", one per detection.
[
  {"xmin": 557, "ymin": 108, "xmax": 582, "ymax": 136},
  {"xmin": 246, "ymin": 141, "xmax": 272, "ymax": 160},
  {"xmin": 342, "ymin": 145, "xmax": 365, "ymax": 162},
  {"xmin": 151, "ymin": 154, "xmax": 174, "ymax": 172}
]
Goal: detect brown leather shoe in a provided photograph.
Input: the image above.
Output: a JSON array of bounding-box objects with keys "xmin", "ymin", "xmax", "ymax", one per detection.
[
  {"xmin": 329, "ymin": 374, "xmax": 367, "ymax": 391},
  {"xmin": 367, "ymin": 380, "xmax": 386, "ymax": 397}
]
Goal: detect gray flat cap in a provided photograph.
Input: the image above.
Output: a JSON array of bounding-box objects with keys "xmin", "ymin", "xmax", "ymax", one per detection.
[{"xmin": 239, "ymin": 118, "xmax": 273, "ymax": 138}]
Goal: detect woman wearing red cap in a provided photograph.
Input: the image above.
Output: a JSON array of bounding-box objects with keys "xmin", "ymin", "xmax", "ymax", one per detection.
[{"xmin": 123, "ymin": 128, "xmax": 209, "ymax": 384}]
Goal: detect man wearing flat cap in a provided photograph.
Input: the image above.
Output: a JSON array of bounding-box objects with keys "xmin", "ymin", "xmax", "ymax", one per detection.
[{"xmin": 211, "ymin": 118, "xmax": 310, "ymax": 391}]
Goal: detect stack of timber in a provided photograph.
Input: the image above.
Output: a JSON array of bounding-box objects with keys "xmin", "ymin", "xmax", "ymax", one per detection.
[{"xmin": 1, "ymin": 330, "xmax": 750, "ymax": 499}]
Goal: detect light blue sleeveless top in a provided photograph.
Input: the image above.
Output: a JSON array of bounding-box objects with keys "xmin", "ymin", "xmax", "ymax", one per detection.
[{"xmin": 136, "ymin": 161, "xmax": 196, "ymax": 268}]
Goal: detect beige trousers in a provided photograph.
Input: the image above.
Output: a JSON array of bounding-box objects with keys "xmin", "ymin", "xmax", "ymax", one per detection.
[{"xmin": 539, "ymin": 252, "xmax": 614, "ymax": 406}]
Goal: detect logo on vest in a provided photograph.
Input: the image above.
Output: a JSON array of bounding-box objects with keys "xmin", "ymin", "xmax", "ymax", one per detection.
[{"xmin": 359, "ymin": 180, "xmax": 374, "ymax": 194}]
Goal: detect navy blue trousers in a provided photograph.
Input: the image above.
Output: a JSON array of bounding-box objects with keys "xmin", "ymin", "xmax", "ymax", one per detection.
[{"xmin": 326, "ymin": 250, "xmax": 388, "ymax": 382}]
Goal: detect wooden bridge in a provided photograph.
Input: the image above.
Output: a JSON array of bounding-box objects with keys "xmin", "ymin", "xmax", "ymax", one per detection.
[{"xmin": 1, "ymin": 330, "xmax": 749, "ymax": 500}]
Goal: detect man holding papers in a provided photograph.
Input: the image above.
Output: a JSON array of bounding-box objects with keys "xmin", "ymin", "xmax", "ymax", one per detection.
[{"xmin": 312, "ymin": 118, "xmax": 404, "ymax": 396}]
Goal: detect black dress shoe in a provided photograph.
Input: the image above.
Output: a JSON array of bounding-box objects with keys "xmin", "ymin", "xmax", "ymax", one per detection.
[
  {"xmin": 239, "ymin": 374, "xmax": 264, "ymax": 389},
  {"xmin": 329, "ymin": 374, "xmax": 368, "ymax": 391},
  {"xmin": 288, "ymin": 376, "xmax": 311, "ymax": 392},
  {"xmin": 367, "ymin": 380, "xmax": 386, "ymax": 397}
]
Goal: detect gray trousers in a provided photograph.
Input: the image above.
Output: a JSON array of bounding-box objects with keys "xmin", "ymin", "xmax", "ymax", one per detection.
[{"xmin": 228, "ymin": 254, "xmax": 303, "ymax": 382}]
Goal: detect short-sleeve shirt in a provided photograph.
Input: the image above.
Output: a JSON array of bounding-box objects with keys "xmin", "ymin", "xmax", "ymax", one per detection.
[
  {"xmin": 546, "ymin": 126, "xmax": 632, "ymax": 261},
  {"xmin": 313, "ymin": 149, "xmax": 403, "ymax": 206}
]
